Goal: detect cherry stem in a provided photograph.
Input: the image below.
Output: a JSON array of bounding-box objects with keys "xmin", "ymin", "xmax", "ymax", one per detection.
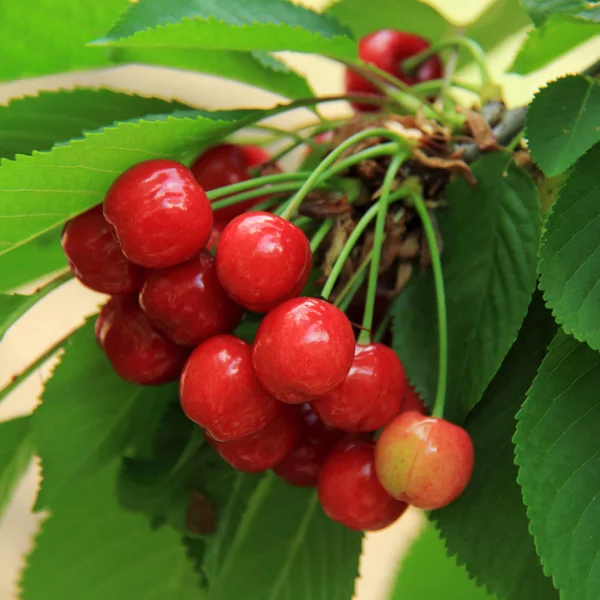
[
  {"xmin": 373, "ymin": 310, "xmax": 392, "ymax": 343},
  {"xmin": 358, "ymin": 152, "xmax": 405, "ymax": 345},
  {"xmin": 248, "ymin": 124, "xmax": 321, "ymax": 148},
  {"xmin": 206, "ymin": 172, "xmax": 311, "ymax": 200},
  {"xmin": 410, "ymin": 78, "xmax": 481, "ymax": 96},
  {"xmin": 409, "ymin": 191, "xmax": 448, "ymax": 419},
  {"xmin": 334, "ymin": 248, "xmax": 373, "ymax": 312},
  {"xmin": 310, "ymin": 220, "xmax": 333, "ymax": 253}
]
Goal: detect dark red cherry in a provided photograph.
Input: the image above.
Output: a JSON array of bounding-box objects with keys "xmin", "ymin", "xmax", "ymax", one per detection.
[
  {"xmin": 345, "ymin": 29, "xmax": 443, "ymax": 112},
  {"xmin": 61, "ymin": 205, "xmax": 144, "ymax": 294},
  {"xmin": 95, "ymin": 295, "xmax": 188, "ymax": 385},
  {"xmin": 212, "ymin": 406, "xmax": 300, "ymax": 472},
  {"xmin": 103, "ymin": 159, "xmax": 212, "ymax": 268},
  {"xmin": 191, "ymin": 144, "xmax": 269, "ymax": 222},
  {"xmin": 179, "ymin": 334, "xmax": 279, "ymax": 442},
  {"xmin": 274, "ymin": 403, "xmax": 343, "ymax": 487},
  {"xmin": 140, "ymin": 251, "xmax": 244, "ymax": 347},
  {"xmin": 313, "ymin": 343, "xmax": 406, "ymax": 432},
  {"xmin": 318, "ymin": 436, "xmax": 407, "ymax": 531},
  {"xmin": 216, "ymin": 212, "xmax": 312, "ymax": 313},
  {"xmin": 402, "ymin": 384, "xmax": 428, "ymax": 415},
  {"xmin": 207, "ymin": 221, "xmax": 226, "ymax": 251},
  {"xmin": 252, "ymin": 297, "xmax": 355, "ymax": 403},
  {"xmin": 375, "ymin": 412, "xmax": 474, "ymax": 510}
]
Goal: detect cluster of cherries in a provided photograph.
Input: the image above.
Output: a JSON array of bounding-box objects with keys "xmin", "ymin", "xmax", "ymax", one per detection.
[{"xmin": 60, "ymin": 29, "xmax": 474, "ymax": 532}]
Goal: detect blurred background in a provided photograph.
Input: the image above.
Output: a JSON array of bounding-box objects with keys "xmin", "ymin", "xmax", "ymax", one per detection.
[{"xmin": 0, "ymin": 0, "xmax": 598, "ymax": 598}]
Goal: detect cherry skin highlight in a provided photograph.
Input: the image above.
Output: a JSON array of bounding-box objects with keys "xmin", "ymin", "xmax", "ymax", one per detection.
[
  {"xmin": 318, "ymin": 436, "xmax": 407, "ymax": 531},
  {"xmin": 345, "ymin": 29, "xmax": 443, "ymax": 112},
  {"xmin": 211, "ymin": 406, "xmax": 300, "ymax": 472},
  {"xmin": 180, "ymin": 334, "xmax": 280, "ymax": 442},
  {"xmin": 95, "ymin": 295, "xmax": 188, "ymax": 385},
  {"xmin": 140, "ymin": 251, "xmax": 244, "ymax": 347},
  {"xmin": 61, "ymin": 205, "xmax": 144, "ymax": 294},
  {"xmin": 313, "ymin": 343, "xmax": 407, "ymax": 432},
  {"xmin": 252, "ymin": 297, "xmax": 355, "ymax": 404},
  {"xmin": 216, "ymin": 212, "xmax": 312, "ymax": 313},
  {"xmin": 375, "ymin": 411, "xmax": 474, "ymax": 510},
  {"xmin": 274, "ymin": 403, "xmax": 344, "ymax": 487},
  {"xmin": 103, "ymin": 159, "xmax": 213, "ymax": 268}
]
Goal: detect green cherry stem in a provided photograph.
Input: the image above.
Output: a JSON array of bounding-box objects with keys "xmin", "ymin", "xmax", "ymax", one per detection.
[
  {"xmin": 373, "ymin": 310, "xmax": 393, "ymax": 343},
  {"xmin": 310, "ymin": 220, "xmax": 333, "ymax": 253},
  {"xmin": 358, "ymin": 152, "xmax": 405, "ymax": 345},
  {"xmin": 206, "ymin": 172, "xmax": 311, "ymax": 200},
  {"xmin": 410, "ymin": 192, "xmax": 448, "ymax": 419},
  {"xmin": 335, "ymin": 248, "xmax": 373, "ymax": 312},
  {"xmin": 211, "ymin": 182, "xmax": 313, "ymax": 211}
]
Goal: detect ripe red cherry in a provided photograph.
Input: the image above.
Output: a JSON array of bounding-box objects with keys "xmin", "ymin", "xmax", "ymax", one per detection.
[
  {"xmin": 318, "ymin": 436, "xmax": 407, "ymax": 531},
  {"xmin": 274, "ymin": 403, "xmax": 343, "ymax": 487},
  {"xmin": 61, "ymin": 205, "xmax": 144, "ymax": 294},
  {"xmin": 253, "ymin": 297, "xmax": 355, "ymax": 403},
  {"xmin": 375, "ymin": 411, "xmax": 474, "ymax": 510},
  {"xmin": 211, "ymin": 406, "xmax": 300, "ymax": 472},
  {"xmin": 346, "ymin": 30, "xmax": 443, "ymax": 112},
  {"xmin": 140, "ymin": 251, "xmax": 244, "ymax": 347},
  {"xmin": 207, "ymin": 221, "xmax": 225, "ymax": 251},
  {"xmin": 216, "ymin": 212, "xmax": 312, "ymax": 313},
  {"xmin": 180, "ymin": 334, "xmax": 279, "ymax": 442},
  {"xmin": 402, "ymin": 384, "xmax": 428, "ymax": 415},
  {"xmin": 104, "ymin": 159, "xmax": 213, "ymax": 268},
  {"xmin": 191, "ymin": 144, "xmax": 269, "ymax": 222},
  {"xmin": 313, "ymin": 343, "xmax": 406, "ymax": 432},
  {"xmin": 95, "ymin": 295, "xmax": 188, "ymax": 385}
]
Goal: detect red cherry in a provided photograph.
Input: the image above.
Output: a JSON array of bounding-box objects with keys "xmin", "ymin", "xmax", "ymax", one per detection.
[
  {"xmin": 375, "ymin": 411, "xmax": 474, "ymax": 510},
  {"xmin": 216, "ymin": 212, "xmax": 312, "ymax": 313},
  {"xmin": 402, "ymin": 384, "xmax": 428, "ymax": 415},
  {"xmin": 191, "ymin": 144, "xmax": 268, "ymax": 222},
  {"xmin": 252, "ymin": 297, "xmax": 355, "ymax": 403},
  {"xmin": 95, "ymin": 295, "xmax": 188, "ymax": 385},
  {"xmin": 313, "ymin": 343, "xmax": 406, "ymax": 432},
  {"xmin": 104, "ymin": 159, "xmax": 212, "ymax": 269},
  {"xmin": 207, "ymin": 221, "xmax": 226, "ymax": 251},
  {"xmin": 345, "ymin": 30, "xmax": 443, "ymax": 112},
  {"xmin": 180, "ymin": 334, "xmax": 279, "ymax": 442},
  {"xmin": 273, "ymin": 403, "xmax": 344, "ymax": 487},
  {"xmin": 61, "ymin": 205, "xmax": 144, "ymax": 294},
  {"xmin": 318, "ymin": 436, "xmax": 407, "ymax": 531},
  {"xmin": 212, "ymin": 406, "xmax": 300, "ymax": 472},
  {"xmin": 139, "ymin": 251, "xmax": 244, "ymax": 347}
]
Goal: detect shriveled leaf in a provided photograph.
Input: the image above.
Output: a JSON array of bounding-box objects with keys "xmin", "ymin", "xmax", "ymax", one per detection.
[
  {"xmin": 522, "ymin": 0, "xmax": 600, "ymax": 25},
  {"xmin": 510, "ymin": 15, "xmax": 600, "ymax": 74},
  {"xmin": 208, "ymin": 473, "xmax": 362, "ymax": 600},
  {"xmin": 33, "ymin": 319, "xmax": 177, "ymax": 509},
  {"xmin": 392, "ymin": 153, "xmax": 541, "ymax": 422},
  {"xmin": 0, "ymin": 416, "xmax": 34, "ymax": 520},
  {"xmin": 20, "ymin": 464, "xmax": 205, "ymax": 600},
  {"xmin": 434, "ymin": 293, "xmax": 558, "ymax": 600},
  {"xmin": 515, "ymin": 331, "xmax": 600, "ymax": 600},
  {"xmin": 97, "ymin": 0, "xmax": 356, "ymax": 59},
  {"xmin": 539, "ymin": 144, "xmax": 600, "ymax": 351}
]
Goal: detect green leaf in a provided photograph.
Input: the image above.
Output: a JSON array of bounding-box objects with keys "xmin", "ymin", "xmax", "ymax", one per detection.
[
  {"xmin": 208, "ymin": 473, "xmax": 362, "ymax": 600},
  {"xmin": 527, "ymin": 76, "xmax": 600, "ymax": 177},
  {"xmin": 510, "ymin": 15, "xmax": 600, "ymax": 74},
  {"xmin": 0, "ymin": 108, "xmax": 251, "ymax": 261},
  {"xmin": 0, "ymin": 416, "xmax": 34, "ymax": 520},
  {"xmin": 97, "ymin": 0, "xmax": 356, "ymax": 59},
  {"xmin": 111, "ymin": 47, "xmax": 312, "ymax": 99},
  {"xmin": 515, "ymin": 330, "xmax": 600, "ymax": 600},
  {"xmin": 434, "ymin": 293, "xmax": 558, "ymax": 600},
  {"xmin": 522, "ymin": 0, "xmax": 600, "ymax": 25},
  {"xmin": 0, "ymin": 0, "xmax": 130, "ymax": 82},
  {"xmin": 33, "ymin": 318, "xmax": 177, "ymax": 509},
  {"xmin": 391, "ymin": 522, "xmax": 497, "ymax": 600},
  {"xmin": 20, "ymin": 464, "xmax": 205, "ymax": 600},
  {"xmin": 538, "ymin": 144, "xmax": 600, "ymax": 352},
  {"xmin": 392, "ymin": 153, "xmax": 541, "ymax": 422}
]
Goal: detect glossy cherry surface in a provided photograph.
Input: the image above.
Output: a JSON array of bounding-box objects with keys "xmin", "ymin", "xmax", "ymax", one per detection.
[
  {"xmin": 95, "ymin": 295, "xmax": 188, "ymax": 385},
  {"xmin": 318, "ymin": 436, "xmax": 407, "ymax": 531},
  {"xmin": 345, "ymin": 29, "xmax": 443, "ymax": 112},
  {"xmin": 314, "ymin": 343, "xmax": 406, "ymax": 432},
  {"xmin": 274, "ymin": 403, "xmax": 343, "ymax": 487},
  {"xmin": 104, "ymin": 159, "xmax": 213, "ymax": 268},
  {"xmin": 61, "ymin": 205, "xmax": 144, "ymax": 294},
  {"xmin": 140, "ymin": 251, "xmax": 244, "ymax": 346},
  {"xmin": 253, "ymin": 297, "xmax": 355, "ymax": 403},
  {"xmin": 212, "ymin": 406, "xmax": 300, "ymax": 472},
  {"xmin": 191, "ymin": 144, "xmax": 269, "ymax": 222},
  {"xmin": 216, "ymin": 212, "xmax": 312, "ymax": 313},
  {"xmin": 180, "ymin": 334, "xmax": 279, "ymax": 442},
  {"xmin": 402, "ymin": 384, "xmax": 428, "ymax": 415},
  {"xmin": 375, "ymin": 411, "xmax": 474, "ymax": 510}
]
